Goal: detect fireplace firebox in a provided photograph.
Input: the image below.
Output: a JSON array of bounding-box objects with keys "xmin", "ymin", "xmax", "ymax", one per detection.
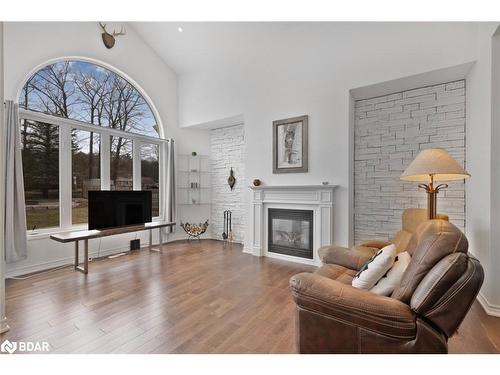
[{"xmin": 268, "ymin": 208, "xmax": 314, "ymax": 259}]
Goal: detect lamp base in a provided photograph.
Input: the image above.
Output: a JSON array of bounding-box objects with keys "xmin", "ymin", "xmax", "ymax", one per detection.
[{"xmin": 418, "ymin": 181, "xmax": 448, "ymax": 220}]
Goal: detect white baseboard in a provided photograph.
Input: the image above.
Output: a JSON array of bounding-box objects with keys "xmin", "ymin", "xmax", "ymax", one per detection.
[
  {"xmin": 242, "ymin": 246, "xmax": 254, "ymax": 255},
  {"xmin": 5, "ymin": 244, "xmax": 134, "ymax": 278},
  {"xmin": 5, "ymin": 234, "xmax": 187, "ymax": 278},
  {"xmin": 477, "ymin": 292, "xmax": 500, "ymax": 317}
]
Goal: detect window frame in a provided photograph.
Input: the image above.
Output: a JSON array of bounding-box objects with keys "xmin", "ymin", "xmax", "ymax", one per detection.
[{"xmin": 20, "ymin": 108, "xmax": 166, "ymax": 236}]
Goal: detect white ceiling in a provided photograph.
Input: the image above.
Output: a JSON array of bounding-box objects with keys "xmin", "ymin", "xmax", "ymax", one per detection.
[
  {"xmin": 130, "ymin": 22, "xmax": 480, "ymax": 80},
  {"xmin": 130, "ymin": 22, "xmax": 308, "ymax": 74}
]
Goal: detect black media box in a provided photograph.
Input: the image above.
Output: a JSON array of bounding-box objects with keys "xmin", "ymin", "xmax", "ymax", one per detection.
[{"xmin": 130, "ymin": 239, "xmax": 141, "ymax": 251}]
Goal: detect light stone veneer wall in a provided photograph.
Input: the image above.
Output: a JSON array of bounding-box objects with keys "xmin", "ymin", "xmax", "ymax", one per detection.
[
  {"xmin": 354, "ymin": 80, "xmax": 466, "ymax": 244},
  {"xmin": 210, "ymin": 125, "xmax": 245, "ymax": 243}
]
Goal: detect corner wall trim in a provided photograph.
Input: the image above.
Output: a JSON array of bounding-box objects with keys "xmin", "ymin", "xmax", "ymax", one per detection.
[
  {"xmin": 477, "ymin": 292, "xmax": 500, "ymax": 317},
  {"xmin": 0, "ymin": 317, "xmax": 9, "ymax": 334}
]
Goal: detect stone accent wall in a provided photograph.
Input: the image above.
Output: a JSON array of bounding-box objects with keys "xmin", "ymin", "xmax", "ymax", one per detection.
[
  {"xmin": 210, "ymin": 125, "xmax": 245, "ymax": 243},
  {"xmin": 354, "ymin": 80, "xmax": 466, "ymax": 244}
]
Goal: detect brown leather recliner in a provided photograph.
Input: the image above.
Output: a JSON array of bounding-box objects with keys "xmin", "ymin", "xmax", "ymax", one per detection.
[{"xmin": 289, "ymin": 220, "xmax": 484, "ymax": 354}]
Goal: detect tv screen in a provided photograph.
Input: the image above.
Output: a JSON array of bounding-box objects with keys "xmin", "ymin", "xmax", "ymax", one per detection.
[{"xmin": 88, "ymin": 191, "xmax": 152, "ymax": 230}]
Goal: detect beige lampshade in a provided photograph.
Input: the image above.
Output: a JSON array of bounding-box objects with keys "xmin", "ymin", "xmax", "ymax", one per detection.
[{"xmin": 401, "ymin": 148, "xmax": 470, "ymax": 182}]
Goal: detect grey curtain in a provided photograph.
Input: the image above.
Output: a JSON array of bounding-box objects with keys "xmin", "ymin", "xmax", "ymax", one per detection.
[
  {"xmin": 4, "ymin": 101, "xmax": 27, "ymax": 263},
  {"xmin": 164, "ymin": 138, "xmax": 176, "ymax": 233}
]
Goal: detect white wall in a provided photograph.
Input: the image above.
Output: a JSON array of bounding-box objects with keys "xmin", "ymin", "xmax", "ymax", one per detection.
[
  {"xmin": 2, "ymin": 22, "xmax": 211, "ymax": 277},
  {"xmin": 177, "ymin": 23, "xmax": 479, "ymax": 252}
]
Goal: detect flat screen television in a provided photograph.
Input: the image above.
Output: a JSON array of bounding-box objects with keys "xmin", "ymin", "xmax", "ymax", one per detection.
[{"xmin": 88, "ymin": 191, "xmax": 152, "ymax": 230}]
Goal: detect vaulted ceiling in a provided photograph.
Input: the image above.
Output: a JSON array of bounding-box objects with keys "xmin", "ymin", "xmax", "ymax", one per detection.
[{"xmin": 131, "ymin": 22, "xmax": 480, "ymax": 78}]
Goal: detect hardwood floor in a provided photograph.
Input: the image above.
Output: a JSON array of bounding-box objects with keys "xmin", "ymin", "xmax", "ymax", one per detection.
[{"xmin": 1, "ymin": 239, "xmax": 499, "ymax": 354}]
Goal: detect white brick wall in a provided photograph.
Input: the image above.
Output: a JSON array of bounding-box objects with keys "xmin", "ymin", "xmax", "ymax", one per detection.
[
  {"xmin": 210, "ymin": 125, "xmax": 245, "ymax": 243},
  {"xmin": 354, "ymin": 80, "xmax": 466, "ymax": 244}
]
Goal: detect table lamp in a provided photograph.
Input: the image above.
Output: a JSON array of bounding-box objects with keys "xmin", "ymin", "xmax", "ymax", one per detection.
[{"xmin": 400, "ymin": 148, "xmax": 470, "ymax": 219}]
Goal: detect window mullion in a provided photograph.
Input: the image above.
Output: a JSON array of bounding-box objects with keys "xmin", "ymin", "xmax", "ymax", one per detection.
[
  {"xmin": 59, "ymin": 126, "xmax": 72, "ymax": 230},
  {"xmin": 101, "ymin": 135, "xmax": 111, "ymax": 190},
  {"xmin": 133, "ymin": 139, "xmax": 142, "ymax": 190},
  {"xmin": 20, "ymin": 109, "xmax": 166, "ymax": 145}
]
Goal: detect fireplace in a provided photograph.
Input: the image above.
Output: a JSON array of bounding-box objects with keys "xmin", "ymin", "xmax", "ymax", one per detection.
[
  {"xmin": 248, "ymin": 184, "xmax": 336, "ymax": 265},
  {"xmin": 268, "ymin": 208, "xmax": 314, "ymax": 259}
]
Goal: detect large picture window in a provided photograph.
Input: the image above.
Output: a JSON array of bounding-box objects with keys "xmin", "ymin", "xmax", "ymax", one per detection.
[{"xmin": 19, "ymin": 59, "xmax": 164, "ymax": 231}]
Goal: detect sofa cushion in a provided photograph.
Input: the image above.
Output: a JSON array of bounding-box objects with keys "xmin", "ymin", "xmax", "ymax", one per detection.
[
  {"xmin": 391, "ymin": 220, "xmax": 468, "ymax": 304},
  {"xmin": 370, "ymin": 251, "xmax": 411, "ymax": 296},
  {"xmin": 352, "ymin": 244, "xmax": 397, "ymax": 290},
  {"xmin": 315, "ymin": 264, "xmax": 358, "ymax": 285}
]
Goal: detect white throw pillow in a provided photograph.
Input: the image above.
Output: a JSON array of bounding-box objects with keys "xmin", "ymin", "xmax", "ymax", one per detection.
[
  {"xmin": 370, "ymin": 251, "xmax": 412, "ymax": 296},
  {"xmin": 352, "ymin": 244, "xmax": 397, "ymax": 290}
]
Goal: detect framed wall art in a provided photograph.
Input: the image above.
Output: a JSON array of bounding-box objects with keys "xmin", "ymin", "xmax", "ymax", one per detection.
[{"xmin": 272, "ymin": 115, "xmax": 308, "ymax": 174}]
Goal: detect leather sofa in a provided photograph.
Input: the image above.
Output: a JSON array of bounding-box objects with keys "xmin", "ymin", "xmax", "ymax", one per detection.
[{"xmin": 289, "ymin": 219, "xmax": 484, "ymax": 353}]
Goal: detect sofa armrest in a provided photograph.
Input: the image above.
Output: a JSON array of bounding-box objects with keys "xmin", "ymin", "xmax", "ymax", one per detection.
[
  {"xmin": 290, "ymin": 272, "xmax": 416, "ymax": 339},
  {"xmin": 318, "ymin": 245, "xmax": 374, "ymax": 269},
  {"xmin": 359, "ymin": 240, "xmax": 391, "ymax": 249}
]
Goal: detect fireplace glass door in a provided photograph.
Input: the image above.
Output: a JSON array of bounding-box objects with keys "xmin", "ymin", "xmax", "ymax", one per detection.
[{"xmin": 268, "ymin": 208, "xmax": 314, "ymax": 259}]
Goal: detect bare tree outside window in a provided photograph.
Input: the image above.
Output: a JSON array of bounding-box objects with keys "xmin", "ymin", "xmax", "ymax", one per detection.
[
  {"xmin": 20, "ymin": 61, "xmax": 158, "ymax": 135},
  {"xmin": 72, "ymin": 130, "xmax": 101, "ymax": 225},
  {"xmin": 110, "ymin": 135, "xmax": 133, "ymax": 191},
  {"xmin": 21, "ymin": 120, "xmax": 59, "ymax": 229}
]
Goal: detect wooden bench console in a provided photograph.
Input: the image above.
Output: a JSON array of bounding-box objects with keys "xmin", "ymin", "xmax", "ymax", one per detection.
[{"xmin": 50, "ymin": 221, "xmax": 176, "ymax": 274}]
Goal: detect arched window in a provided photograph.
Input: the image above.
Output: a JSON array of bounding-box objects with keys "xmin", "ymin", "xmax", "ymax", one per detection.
[
  {"xmin": 20, "ymin": 60, "xmax": 159, "ymax": 137},
  {"xmin": 19, "ymin": 59, "xmax": 162, "ymax": 231}
]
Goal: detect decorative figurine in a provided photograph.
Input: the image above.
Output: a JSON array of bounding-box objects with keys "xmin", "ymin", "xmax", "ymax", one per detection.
[
  {"xmin": 227, "ymin": 168, "xmax": 236, "ymax": 190},
  {"xmin": 99, "ymin": 22, "xmax": 126, "ymax": 49}
]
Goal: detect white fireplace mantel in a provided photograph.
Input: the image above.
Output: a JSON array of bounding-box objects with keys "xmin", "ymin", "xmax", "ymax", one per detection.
[{"xmin": 246, "ymin": 184, "xmax": 338, "ymax": 266}]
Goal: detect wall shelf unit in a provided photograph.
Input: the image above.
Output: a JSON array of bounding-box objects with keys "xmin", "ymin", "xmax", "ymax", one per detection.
[{"xmin": 177, "ymin": 154, "xmax": 211, "ymax": 206}]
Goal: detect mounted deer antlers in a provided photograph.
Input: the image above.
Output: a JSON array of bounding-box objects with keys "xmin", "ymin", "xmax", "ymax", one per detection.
[{"xmin": 99, "ymin": 22, "xmax": 127, "ymax": 49}]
